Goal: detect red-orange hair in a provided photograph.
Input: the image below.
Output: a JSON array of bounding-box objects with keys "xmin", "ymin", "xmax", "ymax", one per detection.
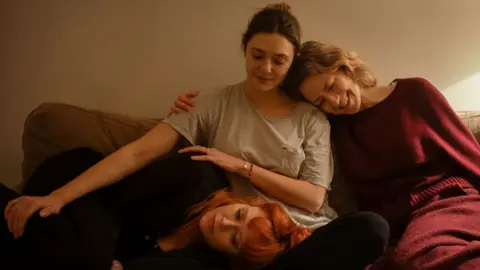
[{"xmin": 171, "ymin": 189, "xmax": 311, "ymax": 268}]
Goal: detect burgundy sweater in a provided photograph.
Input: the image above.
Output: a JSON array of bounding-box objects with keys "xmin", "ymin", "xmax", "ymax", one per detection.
[{"xmin": 329, "ymin": 77, "xmax": 480, "ymax": 238}]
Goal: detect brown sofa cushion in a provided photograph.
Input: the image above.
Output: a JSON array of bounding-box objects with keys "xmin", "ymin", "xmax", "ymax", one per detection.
[
  {"xmin": 457, "ymin": 111, "xmax": 480, "ymax": 142},
  {"xmin": 21, "ymin": 102, "xmax": 159, "ymax": 186}
]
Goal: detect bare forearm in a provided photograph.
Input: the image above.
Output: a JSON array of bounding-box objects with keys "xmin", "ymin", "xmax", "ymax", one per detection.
[
  {"xmin": 238, "ymin": 165, "xmax": 325, "ymax": 213},
  {"xmin": 51, "ymin": 145, "xmax": 142, "ymax": 204},
  {"xmin": 51, "ymin": 123, "xmax": 180, "ymax": 205}
]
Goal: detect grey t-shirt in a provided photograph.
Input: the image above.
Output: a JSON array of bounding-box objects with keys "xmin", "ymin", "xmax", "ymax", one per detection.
[{"xmin": 163, "ymin": 81, "xmax": 337, "ymax": 229}]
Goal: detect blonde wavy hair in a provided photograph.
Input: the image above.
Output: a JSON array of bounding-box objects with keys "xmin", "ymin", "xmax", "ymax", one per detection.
[{"xmin": 281, "ymin": 41, "xmax": 377, "ymax": 100}]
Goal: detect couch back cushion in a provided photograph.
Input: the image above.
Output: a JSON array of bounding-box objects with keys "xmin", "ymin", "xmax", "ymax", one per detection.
[{"xmin": 458, "ymin": 111, "xmax": 480, "ymax": 143}]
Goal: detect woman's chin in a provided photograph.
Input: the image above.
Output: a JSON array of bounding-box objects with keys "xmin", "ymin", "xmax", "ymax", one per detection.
[
  {"xmin": 338, "ymin": 106, "xmax": 359, "ymax": 115},
  {"xmin": 331, "ymin": 105, "xmax": 360, "ymax": 115},
  {"xmin": 250, "ymin": 80, "xmax": 277, "ymax": 92}
]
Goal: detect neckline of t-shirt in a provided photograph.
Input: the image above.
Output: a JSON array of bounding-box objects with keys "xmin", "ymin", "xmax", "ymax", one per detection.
[{"xmin": 241, "ymin": 81, "xmax": 301, "ymax": 121}]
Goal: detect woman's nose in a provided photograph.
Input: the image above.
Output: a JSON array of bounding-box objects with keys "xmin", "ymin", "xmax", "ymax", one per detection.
[
  {"xmin": 220, "ymin": 217, "xmax": 239, "ymax": 229},
  {"xmin": 259, "ymin": 60, "xmax": 273, "ymax": 73},
  {"xmin": 339, "ymin": 94, "xmax": 348, "ymax": 107}
]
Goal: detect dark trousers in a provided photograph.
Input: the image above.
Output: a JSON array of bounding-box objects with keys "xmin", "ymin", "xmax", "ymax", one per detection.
[
  {"xmin": 1, "ymin": 147, "xmax": 230, "ymax": 270},
  {"xmin": 124, "ymin": 211, "xmax": 389, "ymax": 270},
  {"xmin": 264, "ymin": 212, "xmax": 389, "ymax": 270},
  {"xmin": 122, "ymin": 211, "xmax": 389, "ymax": 270}
]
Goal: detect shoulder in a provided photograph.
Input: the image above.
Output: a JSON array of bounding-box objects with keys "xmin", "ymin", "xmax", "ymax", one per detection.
[
  {"xmin": 394, "ymin": 77, "xmax": 452, "ymax": 115},
  {"xmin": 294, "ymin": 102, "xmax": 330, "ymax": 129},
  {"xmin": 198, "ymin": 81, "xmax": 245, "ymax": 103},
  {"xmin": 394, "ymin": 77, "xmax": 442, "ymax": 99},
  {"xmin": 397, "ymin": 77, "xmax": 434, "ymax": 86},
  {"xmin": 194, "ymin": 81, "xmax": 245, "ymax": 107}
]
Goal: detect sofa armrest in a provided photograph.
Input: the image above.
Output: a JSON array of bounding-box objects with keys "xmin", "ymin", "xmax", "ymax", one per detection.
[{"xmin": 457, "ymin": 111, "xmax": 480, "ymax": 143}]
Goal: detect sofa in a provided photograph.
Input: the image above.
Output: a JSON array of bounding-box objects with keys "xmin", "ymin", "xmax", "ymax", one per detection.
[{"xmin": 19, "ymin": 102, "xmax": 480, "ymax": 213}]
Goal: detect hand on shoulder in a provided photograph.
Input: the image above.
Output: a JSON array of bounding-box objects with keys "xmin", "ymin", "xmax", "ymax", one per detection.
[{"xmin": 169, "ymin": 90, "xmax": 198, "ymax": 116}]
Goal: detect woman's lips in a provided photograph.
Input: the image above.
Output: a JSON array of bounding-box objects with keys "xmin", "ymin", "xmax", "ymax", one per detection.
[
  {"xmin": 340, "ymin": 93, "xmax": 350, "ymax": 109},
  {"xmin": 345, "ymin": 93, "xmax": 353, "ymax": 110},
  {"xmin": 256, "ymin": 76, "xmax": 273, "ymax": 84}
]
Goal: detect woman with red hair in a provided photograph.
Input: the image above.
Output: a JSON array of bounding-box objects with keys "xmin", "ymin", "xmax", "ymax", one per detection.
[
  {"xmin": 2, "ymin": 147, "xmax": 386, "ymax": 270},
  {"xmin": 123, "ymin": 186, "xmax": 313, "ymax": 270},
  {"xmin": 1, "ymin": 148, "xmax": 310, "ymax": 270}
]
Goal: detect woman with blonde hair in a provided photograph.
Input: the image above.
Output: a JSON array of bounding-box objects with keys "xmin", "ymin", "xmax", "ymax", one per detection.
[{"xmin": 279, "ymin": 41, "xmax": 480, "ymax": 269}]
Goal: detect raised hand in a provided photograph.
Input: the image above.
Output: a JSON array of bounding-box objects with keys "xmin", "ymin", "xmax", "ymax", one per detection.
[{"xmin": 169, "ymin": 91, "xmax": 199, "ymax": 116}]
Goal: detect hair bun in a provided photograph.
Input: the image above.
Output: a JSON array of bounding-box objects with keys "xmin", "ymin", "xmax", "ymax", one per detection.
[{"xmin": 266, "ymin": 2, "xmax": 292, "ymax": 13}]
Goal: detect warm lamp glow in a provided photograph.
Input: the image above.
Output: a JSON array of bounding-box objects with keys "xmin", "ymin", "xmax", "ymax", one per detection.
[{"xmin": 442, "ymin": 72, "xmax": 480, "ymax": 111}]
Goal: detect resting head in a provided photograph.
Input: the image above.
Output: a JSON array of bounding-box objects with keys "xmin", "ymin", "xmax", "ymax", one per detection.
[
  {"xmin": 281, "ymin": 41, "xmax": 378, "ymax": 115},
  {"xmin": 241, "ymin": 3, "xmax": 301, "ymax": 93},
  {"xmin": 174, "ymin": 190, "xmax": 311, "ymax": 268}
]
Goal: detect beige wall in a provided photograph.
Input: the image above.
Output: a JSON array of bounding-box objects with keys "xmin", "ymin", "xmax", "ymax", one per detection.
[{"xmin": 1, "ymin": 0, "xmax": 479, "ymax": 189}]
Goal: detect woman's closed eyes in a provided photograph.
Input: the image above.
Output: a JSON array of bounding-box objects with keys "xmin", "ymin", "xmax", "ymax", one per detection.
[{"xmin": 231, "ymin": 207, "xmax": 247, "ymax": 248}]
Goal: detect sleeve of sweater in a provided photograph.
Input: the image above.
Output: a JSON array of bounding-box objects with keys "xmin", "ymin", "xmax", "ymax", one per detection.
[{"xmin": 412, "ymin": 77, "xmax": 480, "ymax": 180}]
